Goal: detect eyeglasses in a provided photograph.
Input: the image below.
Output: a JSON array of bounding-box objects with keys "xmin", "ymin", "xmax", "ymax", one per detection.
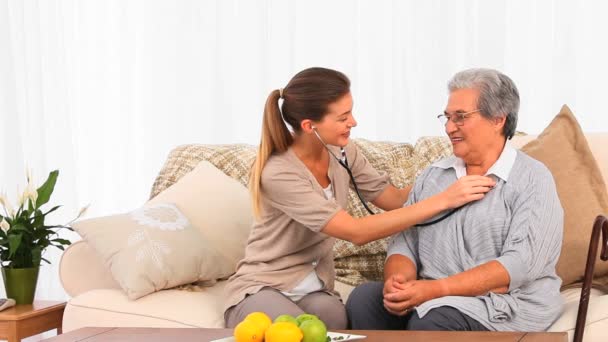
[{"xmin": 437, "ymin": 109, "xmax": 481, "ymax": 126}]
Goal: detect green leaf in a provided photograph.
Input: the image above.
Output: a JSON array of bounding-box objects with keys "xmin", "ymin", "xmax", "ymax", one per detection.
[
  {"xmin": 42, "ymin": 205, "xmax": 61, "ymax": 217},
  {"xmin": 32, "ymin": 246, "xmax": 41, "ymax": 266},
  {"xmin": 28, "ymin": 206, "xmax": 60, "ymax": 230},
  {"xmin": 33, "ymin": 228, "xmax": 49, "ymax": 241},
  {"xmin": 19, "ymin": 208, "xmax": 29, "ymax": 220},
  {"xmin": 51, "ymin": 238, "xmax": 71, "ymax": 245},
  {"xmin": 8, "ymin": 233, "xmax": 22, "ymax": 258},
  {"xmin": 9, "ymin": 224, "xmax": 32, "ymax": 236},
  {"xmin": 35, "ymin": 170, "xmax": 59, "ymax": 209},
  {"xmin": 33, "ymin": 209, "xmax": 45, "ymax": 227},
  {"xmin": 44, "ymin": 225, "xmax": 72, "ymax": 231}
]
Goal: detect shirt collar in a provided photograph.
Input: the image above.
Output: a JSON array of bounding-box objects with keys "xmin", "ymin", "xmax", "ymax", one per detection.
[{"xmin": 432, "ymin": 145, "xmax": 517, "ymax": 182}]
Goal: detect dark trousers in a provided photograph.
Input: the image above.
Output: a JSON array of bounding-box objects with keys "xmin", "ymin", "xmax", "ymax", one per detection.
[{"xmin": 346, "ymin": 281, "xmax": 489, "ymax": 331}]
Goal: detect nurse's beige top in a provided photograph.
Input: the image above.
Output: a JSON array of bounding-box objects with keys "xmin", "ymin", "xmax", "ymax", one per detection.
[{"xmin": 223, "ymin": 141, "xmax": 390, "ymax": 313}]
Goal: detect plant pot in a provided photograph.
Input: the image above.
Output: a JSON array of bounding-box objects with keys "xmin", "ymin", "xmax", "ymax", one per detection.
[{"xmin": 1, "ymin": 267, "xmax": 39, "ymax": 305}]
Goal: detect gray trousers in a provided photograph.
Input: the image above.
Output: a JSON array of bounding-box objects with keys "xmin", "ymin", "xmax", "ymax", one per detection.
[
  {"xmin": 225, "ymin": 287, "xmax": 347, "ymax": 329},
  {"xmin": 346, "ymin": 281, "xmax": 489, "ymax": 331}
]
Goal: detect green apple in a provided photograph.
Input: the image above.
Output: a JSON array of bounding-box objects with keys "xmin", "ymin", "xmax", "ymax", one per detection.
[
  {"xmin": 299, "ymin": 318, "xmax": 327, "ymax": 342},
  {"xmin": 295, "ymin": 313, "xmax": 319, "ymax": 326},
  {"xmin": 274, "ymin": 314, "xmax": 298, "ymax": 326}
]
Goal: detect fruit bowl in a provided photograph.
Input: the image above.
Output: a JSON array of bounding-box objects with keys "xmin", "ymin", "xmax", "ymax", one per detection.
[
  {"xmin": 211, "ymin": 331, "xmax": 366, "ymax": 342},
  {"xmin": 326, "ymin": 331, "xmax": 366, "ymax": 341}
]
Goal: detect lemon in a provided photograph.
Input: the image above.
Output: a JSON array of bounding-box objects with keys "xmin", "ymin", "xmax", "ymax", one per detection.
[
  {"xmin": 234, "ymin": 319, "xmax": 265, "ymax": 342},
  {"xmin": 265, "ymin": 322, "xmax": 304, "ymax": 342},
  {"xmin": 245, "ymin": 312, "xmax": 272, "ymax": 331}
]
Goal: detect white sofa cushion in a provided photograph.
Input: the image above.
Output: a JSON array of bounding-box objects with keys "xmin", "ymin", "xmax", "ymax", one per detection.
[
  {"xmin": 549, "ymin": 288, "xmax": 608, "ymax": 341},
  {"xmin": 62, "ymin": 281, "xmax": 351, "ymax": 332},
  {"xmin": 63, "ymin": 283, "xmax": 228, "ymax": 332},
  {"xmin": 63, "ymin": 281, "xmax": 608, "ymax": 342}
]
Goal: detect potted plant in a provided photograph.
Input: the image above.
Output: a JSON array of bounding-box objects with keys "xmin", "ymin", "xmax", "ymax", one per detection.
[{"xmin": 0, "ymin": 170, "xmax": 85, "ymax": 304}]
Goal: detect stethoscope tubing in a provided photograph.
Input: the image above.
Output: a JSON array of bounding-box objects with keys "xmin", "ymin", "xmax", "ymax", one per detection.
[
  {"xmin": 313, "ymin": 129, "xmax": 456, "ymax": 226},
  {"xmin": 332, "ymin": 146, "xmax": 457, "ymax": 226}
]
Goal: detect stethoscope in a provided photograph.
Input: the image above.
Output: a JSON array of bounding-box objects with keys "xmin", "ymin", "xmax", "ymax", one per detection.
[
  {"xmin": 313, "ymin": 128, "xmax": 376, "ymax": 216},
  {"xmin": 313, "ymin": 127, "xmax": 458, "ymax": 226}
]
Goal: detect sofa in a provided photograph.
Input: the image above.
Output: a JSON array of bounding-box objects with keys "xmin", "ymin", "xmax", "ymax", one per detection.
[{"xmin": 59, "ymin": 108, "xmax": 608, "ymax": 341}]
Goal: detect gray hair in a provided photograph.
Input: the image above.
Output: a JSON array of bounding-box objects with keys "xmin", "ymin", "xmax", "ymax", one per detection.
[{"xmin": 448, "ymin": 68, "xmax": 519, "ymax": 139}]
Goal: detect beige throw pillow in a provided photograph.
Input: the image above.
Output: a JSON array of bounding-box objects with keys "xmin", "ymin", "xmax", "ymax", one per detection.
[
  {"xmin": 73, "ymin": 203, "xmax": 225, "ymax": 300},
  {"xmin": 521, "ymin": 105, "xmax": 608, "ymax": 288},
  {"xmin": 148, "ymin": 161, "xmax": 253, "ymax": 275}
]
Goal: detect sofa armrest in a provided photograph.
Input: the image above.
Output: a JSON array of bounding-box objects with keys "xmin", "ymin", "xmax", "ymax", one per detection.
[{"xmin": 59, "ymin": 240, "xmax": 121, "ymax": 297}]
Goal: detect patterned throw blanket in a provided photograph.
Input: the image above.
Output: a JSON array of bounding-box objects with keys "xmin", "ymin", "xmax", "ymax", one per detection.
[{"xmin": 150, "ymin": 138, "xmax": 452, "ymax": 286}]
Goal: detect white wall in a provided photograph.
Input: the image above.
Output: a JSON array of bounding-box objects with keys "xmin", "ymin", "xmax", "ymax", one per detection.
[{"xmin": 1, "ymin": 0, "xmax": 607, "ymax": 301}]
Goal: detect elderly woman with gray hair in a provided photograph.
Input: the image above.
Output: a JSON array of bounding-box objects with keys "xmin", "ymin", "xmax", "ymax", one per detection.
[{"xmin": 346, "ymin": 68, "xmax": 564, "ymax": 332}]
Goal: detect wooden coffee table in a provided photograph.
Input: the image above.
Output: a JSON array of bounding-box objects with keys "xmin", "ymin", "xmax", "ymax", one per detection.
[
  {"xmin": 43, "ymin": 327, "xmax": 568, "ymax": 341},
  {"xmin": 0, "ymin": 300, "xmax": 65, "ymax": 342}
]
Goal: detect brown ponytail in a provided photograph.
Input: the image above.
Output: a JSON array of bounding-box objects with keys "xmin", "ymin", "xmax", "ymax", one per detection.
[
  {"xmin": 249, "ymin": 89, "xmax": 293, "ymax": 218},
  {"xmin": 249, "ymin": 67, "xmax": 351, "ymax": 219}
]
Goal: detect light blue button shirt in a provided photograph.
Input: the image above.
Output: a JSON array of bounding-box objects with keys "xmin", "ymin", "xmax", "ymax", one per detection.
[{"xmin": 387, "ymin": 146, "xmax": 564, "ymax": 331}]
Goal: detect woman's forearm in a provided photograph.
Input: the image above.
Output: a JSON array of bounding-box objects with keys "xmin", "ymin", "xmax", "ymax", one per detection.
[
  {"xmin": 371, "ymin": 185, "xmax": 413, "ymax": 211},
  {"xmin": 323, "ymin": 192, "xmax": 448, "ymax": 245},
  {"xmin": 323, "ymin": 176, "xmax": 493, "ymax": 245}
]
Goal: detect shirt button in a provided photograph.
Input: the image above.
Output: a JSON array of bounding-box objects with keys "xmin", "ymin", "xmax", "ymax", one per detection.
[{"xmin": 312, "ymin": 261, "xmax": 318, "ymax": 266}]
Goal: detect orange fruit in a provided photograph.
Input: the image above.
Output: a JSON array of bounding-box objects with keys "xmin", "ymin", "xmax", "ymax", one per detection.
[
  {"xmin": 265, "ymin": 322, "xmax": 304, "ymax": 342},
  {"xmin": 234, "ymin": 319, "xmax": 265, "ymax": 342},
  {"xmin": 245, "ymin": 312, "xmax": 272, "ymax": 331}
]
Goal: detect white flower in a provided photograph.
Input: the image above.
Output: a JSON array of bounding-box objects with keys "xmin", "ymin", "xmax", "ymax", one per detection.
[
  {"xmin": 0, "ymin": 190, "xmax": 15, "ymax": 218},
  {"xmin": 77, "ymin": 204, "xmax": 90, "ymax": 218},
  {"xmin": 26, "ymin": 167, "xmax": 33, "ymax": 184},
  {"xmin": 131, "ymin": 203, "xmax": 189, "ymax": 231},
  {"xmin": 0, "ymin": 191, "xmax": 6, "ymax": 210},
  {"xmin": 17, "ymin": 187, "xmax": 25, "ymax": 208},
  {"xmin": 0, "ymin": 218, "xmax": 9, "ymax": 233},
  {"xmin": 25, "ymin": 183, "xmax": 38, "ymax": 205}
]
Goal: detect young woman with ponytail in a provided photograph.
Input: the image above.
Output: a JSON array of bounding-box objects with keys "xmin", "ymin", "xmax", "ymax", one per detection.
[{"xmin": 224, "ymin": 67, "xmax": 495, "ymax": 329}]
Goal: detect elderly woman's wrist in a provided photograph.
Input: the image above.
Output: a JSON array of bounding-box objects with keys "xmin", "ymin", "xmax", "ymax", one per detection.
[{"xmin": 434, "ymin": 278, "xmax": 450, "ymax": 297}]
